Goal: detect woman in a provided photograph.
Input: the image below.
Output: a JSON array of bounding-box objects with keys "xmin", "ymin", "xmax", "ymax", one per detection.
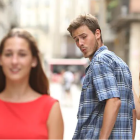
[
  {"xmin": 132, "ymin": 73, "xmax": 140, "ymax": 139},
  {"xmin": 0, "ymin": 28, "xmax": 64, "ymax": 139},
  {"xmin": 133, "ymin": 73, "xmax": 140, "ymax": 120}
]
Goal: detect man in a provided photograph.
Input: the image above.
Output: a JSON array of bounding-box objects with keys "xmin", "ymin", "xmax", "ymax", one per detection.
[{"xmin": 67, "ymin": 14, "xmax": 135, "ymax": 139}]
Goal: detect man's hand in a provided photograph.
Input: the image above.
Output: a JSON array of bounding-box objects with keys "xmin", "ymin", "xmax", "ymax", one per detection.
[{"xmin": 99, "ymin": 97, "xmax": 121, "ymax": 139}]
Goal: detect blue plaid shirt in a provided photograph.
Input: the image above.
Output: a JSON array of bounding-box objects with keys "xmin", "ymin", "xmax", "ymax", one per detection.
[{"xmin": 73, "ymin": 46, "xmax": 135, "ymax": 139}]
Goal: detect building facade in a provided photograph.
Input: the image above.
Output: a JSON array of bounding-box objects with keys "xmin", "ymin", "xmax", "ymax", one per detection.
[
  {"xmin": 18, "ymin": 0, "xmax": 90, "ymax": 60},
  {"xmin": 0, "ymin": 0, "xmax": 19, "ymax": 41},
  {"xmin": 105, "ymin": 0, "xmax": 140, "ymax": 94}
]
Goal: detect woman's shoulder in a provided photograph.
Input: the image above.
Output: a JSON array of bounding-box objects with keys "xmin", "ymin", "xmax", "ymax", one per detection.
[
  {"xmin": 32, "ymin": 90, "xmax": 57, "ymax": 104},
  {"xmin": 41, "ymin": 94, "xmax": 57, "ymax": 102},
  {"xmin": 39, "ymin": 95, "xmax": 59, "ymax": 119},
  {"xmin": 38, "ymin": 94, "xmax": 58, "ymax": 107}
]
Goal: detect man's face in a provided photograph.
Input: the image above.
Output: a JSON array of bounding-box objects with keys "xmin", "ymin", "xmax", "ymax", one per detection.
[{"xmin": 72, "ymin": 25, "xmax": 100, "ymax": 60}]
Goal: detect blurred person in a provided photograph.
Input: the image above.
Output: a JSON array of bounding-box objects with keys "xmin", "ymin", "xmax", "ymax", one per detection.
[
  {"xmin": 67, "ymin": 14, "xmax": 135, "ymax": 139},
  {"xmin": 132, "ymin": 85, "xmax": 140, "ymax": 139},
  {"xmin": 133, "ymin": 73, "xmax": 140, "ymax": 120},
  {"xmin": 132, "ymin": 73, "xmax": 140, "ymax": 139},
  {"xmin": 61, "ymin": 69, "xmax": 74, "ymax": 106},
  {"xmin": 0, "ymin": 28, "xmax": 64, "ymax": 139},
  {"xmin": 133, "ymin": 87, "xmax": 140, "ymax": 120}
]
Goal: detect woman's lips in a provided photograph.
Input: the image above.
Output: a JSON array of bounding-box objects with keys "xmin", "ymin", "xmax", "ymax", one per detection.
[{"xmin": 10, "ymin": 68, "xmax": 20, "ymax": 74}]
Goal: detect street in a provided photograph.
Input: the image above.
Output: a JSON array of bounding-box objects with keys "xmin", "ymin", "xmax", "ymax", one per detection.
[
  {"xmin": 50, "ymin": 83, "xmax": 140, "ymax": 140},
  {"xmin": 50, "ymin": 83, "xmax": 80, "ymax": 140}
]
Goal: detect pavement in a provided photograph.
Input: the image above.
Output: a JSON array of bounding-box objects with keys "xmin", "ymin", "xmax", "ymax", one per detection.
[
  {"xmin": 50, "ymin": 82, "xmax": 81, "ymax": 140},
  {"xmin": 135, "ymin": 120, "xmax": 140, "ymax": 140},
  {"xmin": 50, "ymin": 82, "xmax": 140, "ymax": 140}
]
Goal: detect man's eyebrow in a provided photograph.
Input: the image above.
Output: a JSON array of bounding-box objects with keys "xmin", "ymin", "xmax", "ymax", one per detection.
[
  {"xmin": 73, "ymin": 36, "xmax": 77, "ymax": 39},
  {"xmin": 73, "ymin": 33, "xmax": 86, "ymax": 39}
]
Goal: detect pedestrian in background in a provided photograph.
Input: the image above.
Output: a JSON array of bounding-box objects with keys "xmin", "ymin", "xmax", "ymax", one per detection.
[
  {"xmin": 0, "ymin": 28, "xmax": 64, "ymax": 139},
  {"xmin": 61, "ymin": 68, "xmax": 74, "ymax": 106},
  {"xmin": 67, "ymin": 14, "xmax": 135, "ymax": 139}
]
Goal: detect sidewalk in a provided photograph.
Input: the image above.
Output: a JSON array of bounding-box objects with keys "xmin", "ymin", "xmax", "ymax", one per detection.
[
  {"xmin": 50, "ymin": 82, "xmax": 140, "ymax": 140},
  {"xmin": 50, "ymin": 83, "xmax": 80, "ymax": 140},
  {"xmin": 135, "ymin": 120, "xmax": 140, "ymax": 140}
]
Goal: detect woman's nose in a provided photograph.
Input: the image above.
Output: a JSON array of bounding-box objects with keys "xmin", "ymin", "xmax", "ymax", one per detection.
[{"xmin": 11, "ymin": 55, "xmax": 18, "ymax": 64}]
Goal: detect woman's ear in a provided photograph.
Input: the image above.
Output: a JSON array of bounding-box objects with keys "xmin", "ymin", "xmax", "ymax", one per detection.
[{"xmin": 31, "ymin": 57, "xmax": 37, "ymax": 67}]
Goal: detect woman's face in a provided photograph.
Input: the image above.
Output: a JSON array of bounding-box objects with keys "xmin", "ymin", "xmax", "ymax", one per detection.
[{"xmin": 0, "ymin": 37, "xmax": 37, "ymax": 82}]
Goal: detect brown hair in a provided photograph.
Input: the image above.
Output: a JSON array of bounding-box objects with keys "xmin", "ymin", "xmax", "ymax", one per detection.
[
  {"xmin": 0, "ymin": 28, "xmax": 50, "ymax": 95},
  {"xmin": 67, "ymin": 14, "xmax": 103, "ymax": 43}
]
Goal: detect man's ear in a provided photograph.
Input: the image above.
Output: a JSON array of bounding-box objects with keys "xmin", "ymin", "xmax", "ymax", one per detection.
[
  {"xmin": 31, "ymin": 57, "xmax": 37, "ymax": 67},
  {"xmin": 95, "ymin": 29, "xmax": 101, "ymax": 40}
]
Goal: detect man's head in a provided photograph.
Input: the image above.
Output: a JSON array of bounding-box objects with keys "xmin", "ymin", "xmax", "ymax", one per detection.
[{"xmin": 67, "ymin": 14, "xmax": 103, "ymax": 60}]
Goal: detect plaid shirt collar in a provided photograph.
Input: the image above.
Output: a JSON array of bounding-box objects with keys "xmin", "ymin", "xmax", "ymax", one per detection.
[
  {"xmin": 92, "ymin": 45, "xmax": 108, "ymax": 60},
  {"xmin": 85, "ymin": 46, "xmax": 108, "ymax": 73}
]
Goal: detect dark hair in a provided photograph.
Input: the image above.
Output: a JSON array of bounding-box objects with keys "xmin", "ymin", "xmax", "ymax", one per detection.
[
  {"xmin": 67, "ymin": 14, "xmax": 103, "ymax": 43},
  {"xmin": 0, "ymin": 28, "xmax": 50, "ymax": 94}
]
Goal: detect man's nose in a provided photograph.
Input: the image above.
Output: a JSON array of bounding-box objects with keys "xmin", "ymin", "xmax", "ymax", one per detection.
[{"xmin": 79, "ymin": 39, "xmax": 84, "ymax": 47}]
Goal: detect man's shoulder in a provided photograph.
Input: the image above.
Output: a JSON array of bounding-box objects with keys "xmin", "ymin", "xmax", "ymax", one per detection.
[
  {"xmin": 91, "ymin": 49, "xmax": 129, "ymax": 70},
  {"xmin": 92, "ymin": 49, "xmax": 115, "ymax": 64}
]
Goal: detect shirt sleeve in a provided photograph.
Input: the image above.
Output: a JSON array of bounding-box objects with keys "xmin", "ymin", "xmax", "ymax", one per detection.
[{"xmin": 91, "ymin": 61, "xmax": 120, "ymax": 101}]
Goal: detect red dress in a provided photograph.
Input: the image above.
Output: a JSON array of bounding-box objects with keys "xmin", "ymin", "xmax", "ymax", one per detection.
[{"xmin": 0, "ymin": 95, "xmax": 57, "ymax": 139}]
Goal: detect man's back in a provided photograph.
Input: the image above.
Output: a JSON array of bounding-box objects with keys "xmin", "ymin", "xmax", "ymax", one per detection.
[{"xmin": 73, "ymin": 46, "xmax": 135, "ymax": 139}]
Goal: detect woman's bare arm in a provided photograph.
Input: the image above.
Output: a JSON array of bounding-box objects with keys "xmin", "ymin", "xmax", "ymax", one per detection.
[
  {"xmin": 47, "ymin": 102, "xmax": 64, "ymax": 139},
  {"xmin": 132, "ymin": 86, "xmax": 140, "ymax": 120}
]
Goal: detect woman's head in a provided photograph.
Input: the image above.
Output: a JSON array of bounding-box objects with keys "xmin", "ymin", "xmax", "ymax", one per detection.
[{"xmin": 0, "ymin": 28, "xmax": 49, "ymax": 94}]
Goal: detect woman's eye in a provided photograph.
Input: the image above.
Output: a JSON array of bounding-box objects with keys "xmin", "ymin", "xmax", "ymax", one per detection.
[
  {"xmin": 20, "ymin": 53, "xmax": 27, "ymax": 57},
  {"xmin": 4, "ymin": 53, "xmax": 12, "ymax": 57}
]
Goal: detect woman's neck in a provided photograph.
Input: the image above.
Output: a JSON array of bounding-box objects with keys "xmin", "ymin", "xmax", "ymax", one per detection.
[{"xmin": 0, "ymin": 79, "xmax": 35, "ymax": 101}]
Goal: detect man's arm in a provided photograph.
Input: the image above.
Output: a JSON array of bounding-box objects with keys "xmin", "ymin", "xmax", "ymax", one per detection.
[
  {"xmin": 92, "ymin": 62, "xmax": 121, "ymax": 139},
  {"xmin": 99, "ymin": 97, "xmax": 121, "ymax": 139}
]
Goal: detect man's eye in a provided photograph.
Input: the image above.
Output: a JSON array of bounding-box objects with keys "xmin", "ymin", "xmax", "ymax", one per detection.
[
  {"xmin": 83, "ymin": 36, "xmax": 86, "ymax": 39},
  {"xmin": 75, "ymin": 39, "xmax": 79, "ymax": 42}
]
